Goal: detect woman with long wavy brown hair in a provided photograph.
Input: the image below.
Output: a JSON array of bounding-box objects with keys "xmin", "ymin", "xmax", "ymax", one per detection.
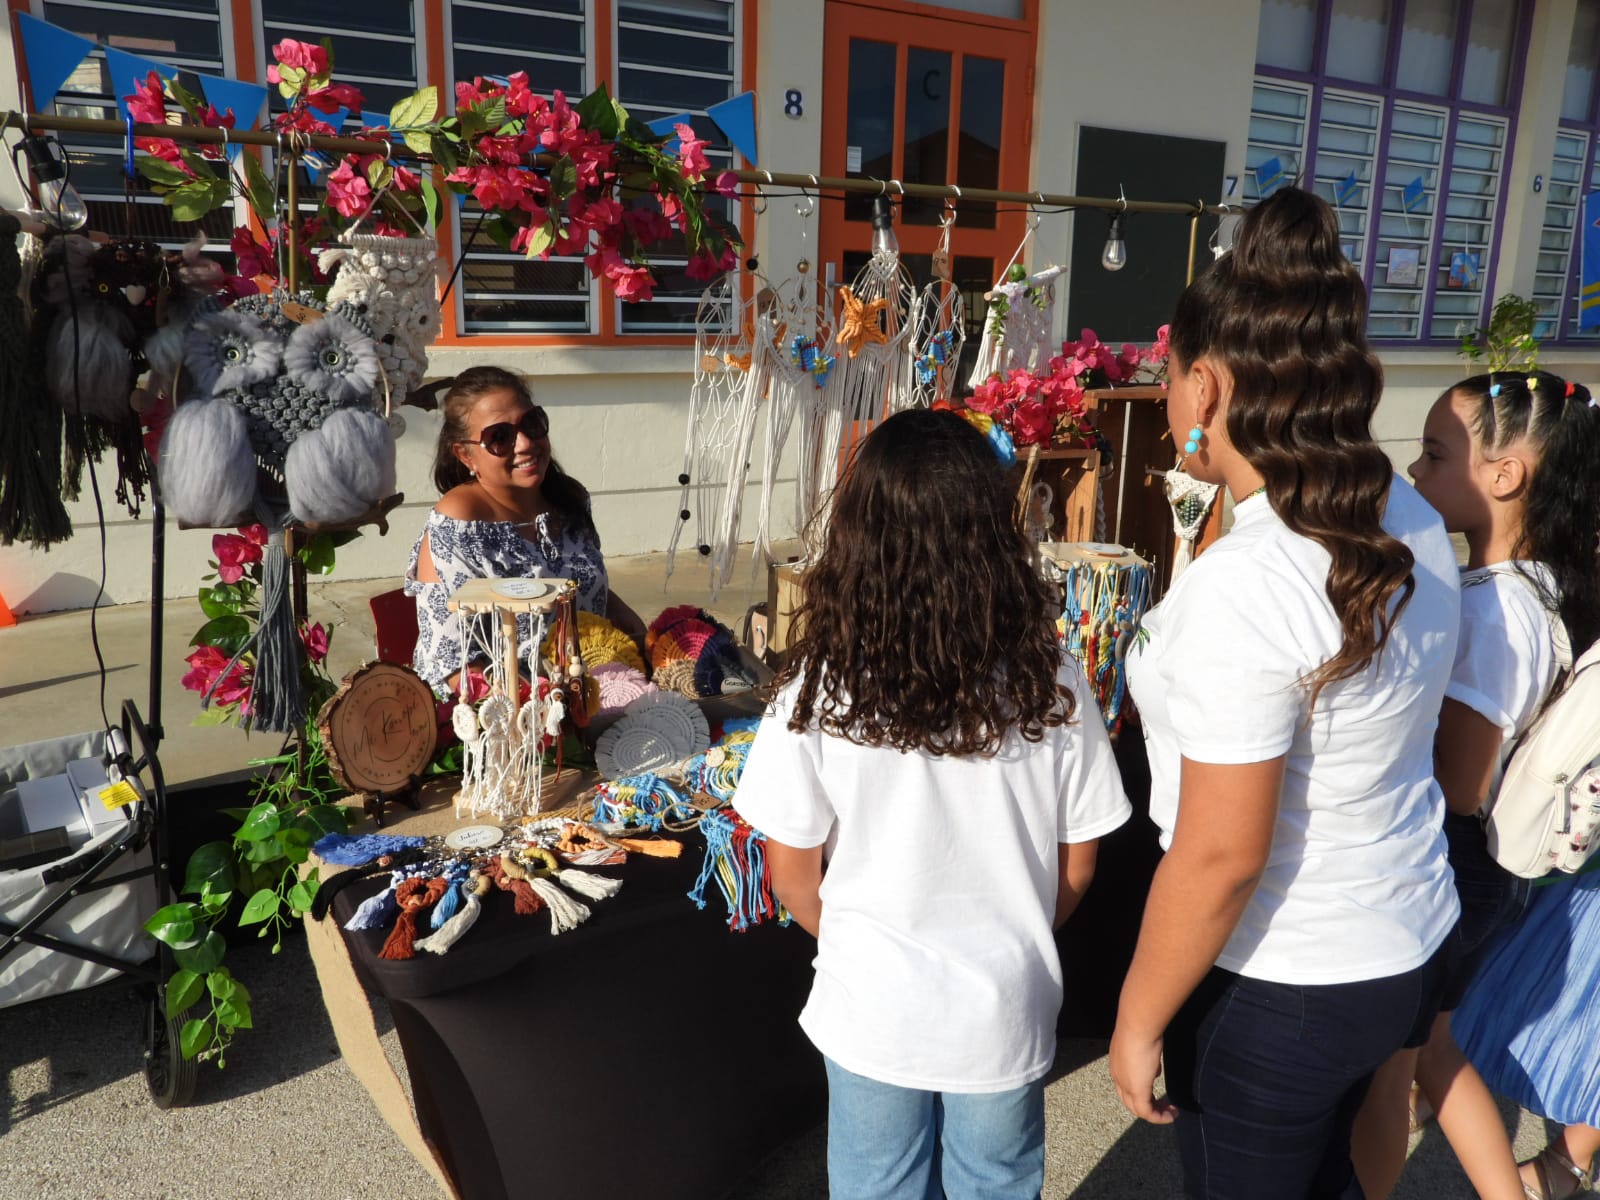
[
  {"xmin": 735, "ymin": 407, "xmax": 1131, "ymax": 1200},
  {"xmin": 1108, "ymin": 187, "xmax": 1463, "ymax": 1198}
]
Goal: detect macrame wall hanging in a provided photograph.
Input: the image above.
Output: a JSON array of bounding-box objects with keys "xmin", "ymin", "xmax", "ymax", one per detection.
[
  {"xmin": 966, "ymin": 213, "xmax": 1064, "ymax": 386},
  {"xmin": 447, "ymin": 577, "xmax": 583, "ymax": 821},
  {"xmin": 32, "ymin": 234, "xmax": 192, "ymax": 518},
  {"xmin": 0, "ymin": 213, "xmax": 69, "ymax": 549},
  {"xmin": 665, "ymin": 274, "xmax": 779, "ymax": 598},
  {"xmin": 317, "ymin": 229, "xmax": 443, "ymax": 402}
]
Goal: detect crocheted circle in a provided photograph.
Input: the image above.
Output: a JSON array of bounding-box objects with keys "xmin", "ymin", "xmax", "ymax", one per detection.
[
  {"xmin": 593, "ymin": 691, "xmax": 710, "ymax": 780},
  {"xmin": 654, "ymin": 657, "xmax": 699, "ymax": 699},
  {"xmin": 592, "ymin": 662, "xmax": 655, "ymax": 715}
]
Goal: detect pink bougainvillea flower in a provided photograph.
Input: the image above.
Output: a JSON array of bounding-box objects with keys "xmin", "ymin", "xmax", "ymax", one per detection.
[
  {"xmin": 621, "ymin": 206, "xmax": 672, "ymax": 246},
  {"xmin": 126, "ymin": 71, "xmax": 167, "ymax": 125},
  {"xmin": 239, "ymin": 524, "xmax": 268, "ymax": 548},
  {"xmin": 390, "ymin": 164, "xmax": 420, "ymax": 193},
  {"xmin": 181, "ymin": 645, "xmax": 252, "ymax": 712},
  {"xmin": 306, "ymin": 81, "xmax": 364, "ymax": 118},
  {"xmin": 673, "ymin": 122, "xmax": 711, "ymax": 182},
  {"xmin": 609, "ymin": 264, "xmax": 656, "ymax": 303},
  {"xmin": 684, "ymin": 243, "xmax": 738, "ymax": 283},
  {"xmin": 713, "ymin": 170, "xmax": 740, "ymax": 198},
  {"xmin": 300, "ymin": 622, "xmax": 330, "ymax": 664},
  {"xmin": 272, "ymin": 39, "xmax": 329, "ymax": 77},
  {"xmin": 212, "ymin": 531, "xmax": 261, "ymax": 584},
  {"xmin": 1011, "ymin": 400, "xmax": 1054, "ymax": 447},
  {"xmin": 273, "ymin": 106, "xmax": 340, "ymax": 137},
  {"xmin": 325, "ymin": 158, "xmax": 373, "ymax": 219}
]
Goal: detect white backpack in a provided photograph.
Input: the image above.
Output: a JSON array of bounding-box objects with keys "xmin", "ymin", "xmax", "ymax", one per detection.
[{"xmin": 1485, "ymin": 636, "xmax": 1600, "ymax": 879}]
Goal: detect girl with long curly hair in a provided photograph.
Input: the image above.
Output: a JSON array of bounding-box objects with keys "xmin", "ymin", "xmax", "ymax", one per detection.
[
  {"xmin": 735, "ymin": 407, "xmax": 1131, "ymax": 1200},
  {"xmin": 1108, "ymin": 187, "xmax": 1464, "ymax": 1198}
]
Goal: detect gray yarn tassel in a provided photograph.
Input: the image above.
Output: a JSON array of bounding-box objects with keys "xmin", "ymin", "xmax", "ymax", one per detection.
[
  {"xmin": 248, "ymin": 536, "xmax": 304, "ymax": 734},
  {"xmin": 199, "ymin": 523, "xmax": 304, "ymax": 734}
]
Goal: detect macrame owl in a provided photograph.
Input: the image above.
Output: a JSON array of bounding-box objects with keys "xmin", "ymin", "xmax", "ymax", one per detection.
[
  {"xmin": 33, "ymin": 235, "xmax": 175, "ymax": 513},
  {"xmin": 317, "ymin": 233, "xmax": 443, "ymax": 400},
  {"xmin": 157, "ymin": 290, "xmax": 399, "ymax": 734},
  {"xmin": 158, "ymin": 290, "xmax": 397, "ymax": 528}
]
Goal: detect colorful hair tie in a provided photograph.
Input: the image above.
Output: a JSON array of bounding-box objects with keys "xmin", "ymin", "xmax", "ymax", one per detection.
[
  {"xmin": 1488, "ymin": 382, "xmax": 1501, "ymax": 398},
  {"xmin": 1566, "ymin": 380, "xmax": 1576, "ymax": 398}
]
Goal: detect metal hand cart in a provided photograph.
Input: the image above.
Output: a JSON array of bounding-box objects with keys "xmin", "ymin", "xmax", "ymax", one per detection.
[
  {"xmin": 0, "ymin": 700, "xmax": 195, "ymax": 1107},
  {"xmin": 0, "ymin": 486, "xmax": 198, "ymax": 1106}
]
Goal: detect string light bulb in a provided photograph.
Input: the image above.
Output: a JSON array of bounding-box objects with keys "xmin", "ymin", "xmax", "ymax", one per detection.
[
  {"xmin": 1100, "ymin": 212, "xmax": 1127, "ymax": 272},
  {"xmin": 870, "ymin": 195, "xmax": 899, "ymax": 257},
  {"xmin": 14, "ymin": 133, "xmax": 87, "ymax": 231}
]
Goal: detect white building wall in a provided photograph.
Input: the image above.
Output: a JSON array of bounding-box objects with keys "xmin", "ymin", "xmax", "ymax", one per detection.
[{"xmin": 4, "ymin": 0, "xmax": 1600, "ymax": 615}]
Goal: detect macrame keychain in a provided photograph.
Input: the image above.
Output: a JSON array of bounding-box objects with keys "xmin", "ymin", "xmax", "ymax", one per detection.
[{"xmin": 1164, "ymin": 469, "xmax": 1222, "ymax": 582}]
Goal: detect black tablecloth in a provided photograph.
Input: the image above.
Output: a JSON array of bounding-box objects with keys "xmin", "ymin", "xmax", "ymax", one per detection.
[
  {"xmin": 333, "ymin": 845, "xmax": 826, "ymax": 1200},
  {"xmin": 330, "ymin": 729, "xmax": 1160, "ymax": 1200}
]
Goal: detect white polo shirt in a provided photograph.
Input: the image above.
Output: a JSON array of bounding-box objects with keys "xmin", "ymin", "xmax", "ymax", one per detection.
[
  {"xmin": 735, "ymin": 661, "xmax": 1131, "ymax": 1093},
  {"xmin": 1125, "ymin": 477, "xmax": 1461, "ymax": 985}
]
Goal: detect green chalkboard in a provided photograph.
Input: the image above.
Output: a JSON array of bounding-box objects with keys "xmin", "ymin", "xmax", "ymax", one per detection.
[{"xmin": 1067, "ymin": 126, "xmax": 1229, "ymax": 346}]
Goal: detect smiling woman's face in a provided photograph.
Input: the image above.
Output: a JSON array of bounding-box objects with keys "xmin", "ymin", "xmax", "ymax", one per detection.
[{"xmin": 453, "ymin": 387, "xmax": 551, "ymax": 492}]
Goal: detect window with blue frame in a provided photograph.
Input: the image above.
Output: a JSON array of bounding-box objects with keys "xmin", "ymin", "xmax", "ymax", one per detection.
[
  {"xmin": 1248, "ymin": 0, "xmax": 1528, "ymax": 342},
  {"xmin": 1531, "ymin": 0, "xmax": 1600, "ymax": 343}
]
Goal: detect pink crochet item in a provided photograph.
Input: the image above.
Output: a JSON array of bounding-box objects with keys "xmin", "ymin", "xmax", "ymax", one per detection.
[{"xmin": 592, "ymin": 661, "xmax": 656, "ymax": 715}]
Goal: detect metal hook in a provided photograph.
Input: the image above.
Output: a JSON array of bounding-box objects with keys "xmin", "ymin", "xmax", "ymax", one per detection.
[
  {"xmin": 891, "ymin": 179, "xmax": 904, "ymax": 196},
  {"xmin": 1026, "ymin": 206, "xmax": 1041, "ymax": 232},
  {"xmin": 1117, "ymin": 183, "xmax": 1128, "ymax": 213}
]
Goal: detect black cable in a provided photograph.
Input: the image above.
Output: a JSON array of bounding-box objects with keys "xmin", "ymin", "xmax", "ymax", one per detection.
[
  {"xmin": 49, "ymin": 144, "xmax": 114, "ymax": 735},
  {"xmin": 438, "ymin": 206, "xmax": 488, "ymax": 308}
]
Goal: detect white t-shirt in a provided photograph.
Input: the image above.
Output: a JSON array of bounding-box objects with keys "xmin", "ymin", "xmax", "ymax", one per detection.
[
  {"xmin": 1124, "ymin": 477, "xmax": 1461, "ymax": 985},
  {"xmin": 734, "ymin": 662, "xmax": 1131, "ymax": 1094},
  {"xmin": 1449, "ymin": 563, "xmax": 1568, "ymax": 758}
]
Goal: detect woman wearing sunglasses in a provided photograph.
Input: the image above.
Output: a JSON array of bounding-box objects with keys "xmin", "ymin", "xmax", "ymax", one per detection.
[{"xmin": 405, "ymin": 365, "xmax": 648, "ymax": 696}]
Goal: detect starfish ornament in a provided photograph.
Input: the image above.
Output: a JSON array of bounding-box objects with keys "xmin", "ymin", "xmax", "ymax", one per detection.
[{"xmin": 834, "ymin": 286, "xmax": 890, "ymax": 358}]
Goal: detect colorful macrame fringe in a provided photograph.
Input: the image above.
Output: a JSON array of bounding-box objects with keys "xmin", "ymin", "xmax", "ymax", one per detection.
[{"xmin": 688, "ymin": 808, "xmax": 788, "ymax": 932}]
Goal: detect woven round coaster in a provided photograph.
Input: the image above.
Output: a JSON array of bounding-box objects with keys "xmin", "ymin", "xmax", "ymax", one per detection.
[{"xmin": 593, "ymin": 691, "xmax": 711, "ymax": 779}]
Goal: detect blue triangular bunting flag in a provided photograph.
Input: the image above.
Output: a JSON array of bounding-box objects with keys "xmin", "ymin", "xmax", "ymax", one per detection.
[
  {"xmin": 707, "ymin": 91, "xmax": 757, "ymax": 166},
  {"xmin": 1402, "ymin": 175, "xmax": 1427, "ymax": 213},
  {"xmin": 101, "ymin": 46, "xmax": 177, "ymax": 123},
  {"xmin": 647, "ymin": 112, "xmax": 694, "ymax": 154},
  {"xmin": 197, "ymin": 74, "xmax": 268, "ymax": 160},
  {"xmin": 1580, "ymin": 191, "xmax": 1600, "ymax": 330},
  {"xmin": 15, "ymin": 12, "xmax": 95, "ymax": 112}
]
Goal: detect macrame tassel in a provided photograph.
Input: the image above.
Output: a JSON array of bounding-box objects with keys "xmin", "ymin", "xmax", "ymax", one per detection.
[
  {"xmin": 556, "ymin": 868, "xmax": 623, "ymax": 901},
  {"xmin": 525, "ymin": 875, "xmax": 590, "ymax": 934},
  {"xmin": 484, "ymin": 857, "xmax": 544, "ymax": 915},
  {"xmin": 378, "ymin": 877, "xmax": 450, "ymax": 960},
  {"xmin": 618, "ymin": 838, "xmax": 683, "ymax": 858},
  {"xmin": 343, "ymin": 884, "xmax": 399, "ymax": 931},
  {"xmin": 0, "ymin": 217, "xmax": 70, "ymax": 549},
  {"xmin": 689, "ymin": 809, "xmax": 786, "ymax": 932},
  {"xmin": 415, "ymin": 875, "xmax": 489, "ymax": 955},
  {"xmin": 248, "ymin": 536, "xmax": 305, "ymax": 734},
  {"xmin": 430, "ymin": 874, "xmax": 464, "ymax": 929},
  {"xmin": 45, "ymin": 304, "xmax": 136, "ymax": 424}
]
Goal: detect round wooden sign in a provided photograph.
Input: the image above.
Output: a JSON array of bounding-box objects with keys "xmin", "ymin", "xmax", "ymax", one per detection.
[{"xmin": 318, "ymin": 662, "xmax": 439, "ymax": 797}]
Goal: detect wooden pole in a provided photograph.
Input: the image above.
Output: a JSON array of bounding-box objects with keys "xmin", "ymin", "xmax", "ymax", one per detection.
[{"xmin": 285, "ymin": 142, "xmax": 300, "ymax": 294}]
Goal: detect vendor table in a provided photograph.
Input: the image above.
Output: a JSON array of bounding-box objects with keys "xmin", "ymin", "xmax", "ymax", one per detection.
[{"xmin": 303, "ymin": 778, "xmax": 825, "ymax": 1200}]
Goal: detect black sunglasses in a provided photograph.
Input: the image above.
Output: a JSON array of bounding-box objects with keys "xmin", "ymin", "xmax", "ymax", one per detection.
[{"xmin": 462, "ymin": 407, "xmax": 549, "ymax": 457}]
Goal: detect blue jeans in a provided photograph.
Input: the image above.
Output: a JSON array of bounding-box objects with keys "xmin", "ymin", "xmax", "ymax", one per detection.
[
  {"xmin": 1164, "ymin": 942, "xmax": 1451, "ymax": 1200},
  {"xmin": 823, "ymin": 1057, "xmax": 1045, "ymax": 1200}
]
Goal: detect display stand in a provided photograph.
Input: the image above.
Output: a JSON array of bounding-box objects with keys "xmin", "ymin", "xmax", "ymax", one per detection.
[
  {"xmin": 1083, "ymin": 386, "xmax": 1223, "ymax": 596},
  {"xmin": 1010, "ymin": 444, "xmax": 1100, "ymax": 543}
]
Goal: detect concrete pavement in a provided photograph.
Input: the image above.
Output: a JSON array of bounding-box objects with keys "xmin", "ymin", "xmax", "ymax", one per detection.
[{"xmin": 0, "ymin": 550, "xmax": 1542, "ymax": 1197}]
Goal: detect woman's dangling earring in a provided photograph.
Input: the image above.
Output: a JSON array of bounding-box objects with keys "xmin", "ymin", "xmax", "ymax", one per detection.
[{"xmin": 1184, "ymin": 425, "xmax": 1204, "ymax": 456}]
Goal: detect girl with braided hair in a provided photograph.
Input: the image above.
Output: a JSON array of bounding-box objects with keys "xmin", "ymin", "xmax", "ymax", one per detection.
[{"xmin": 1398, "ymin": 370, "xmax": 1600, "ymax": 1200}]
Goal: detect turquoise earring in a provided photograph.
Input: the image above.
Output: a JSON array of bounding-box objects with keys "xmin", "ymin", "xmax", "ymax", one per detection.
[{"xmin": 1184, "ymin": 425, "xmax": 1204, "ymax": 456}]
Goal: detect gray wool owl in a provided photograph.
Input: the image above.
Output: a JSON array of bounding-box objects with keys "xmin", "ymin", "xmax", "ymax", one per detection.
[
  {"xmin": 158, "ymin": 291, "xmax": 397, "ymax": 528},
  {"xmin": 318, "ymin": 232, "xmax": 443, "ymax": 400}
]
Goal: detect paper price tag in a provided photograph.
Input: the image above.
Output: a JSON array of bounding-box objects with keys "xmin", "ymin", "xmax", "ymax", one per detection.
[{"xmin": 99, "ymin": 780, "xmax": 141, "ymax": 810}]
